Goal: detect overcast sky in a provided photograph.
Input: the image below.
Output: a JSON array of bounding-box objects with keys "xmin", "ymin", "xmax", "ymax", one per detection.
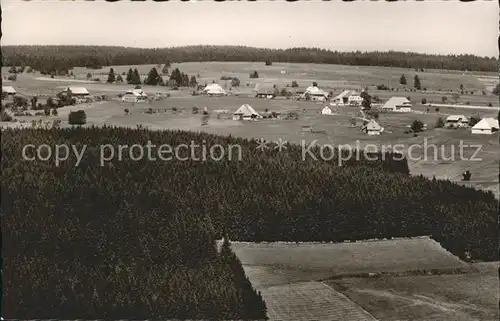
[{"xmin": 1, "ymin": 0, "xmax": 498, "ymax": 57}]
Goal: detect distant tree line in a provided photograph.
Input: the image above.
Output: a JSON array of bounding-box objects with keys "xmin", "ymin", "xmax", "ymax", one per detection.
[{"xmin": 2, "ymin": 45, "xmax": 497, "ymax": 73}]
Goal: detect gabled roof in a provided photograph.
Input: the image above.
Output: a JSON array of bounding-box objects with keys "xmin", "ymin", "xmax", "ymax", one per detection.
[
  {"xmin": 383, "ymin": 97, "xmax": 412, "ymax": 108},
  {"xmin": 365, "ymin": 119, "xmax": 383, "ymax": 131},
  {"xmin": 66, "ymin": 87, "xmax": 90, "ymax": 95},
  {"xmin": 446, "ymin": 115, "xmax": 468, "ymax": 122},
  {"xmin": 203, "ymin": 83, "xmax": 226, "ymax": 94},
  {"xmin": 234, "ymin": 104, "xmax": 261, "ymax": 117},
  {"xmin": 2, "ymin": 86, "xmax": 16, "ymax": 94},
  {"xmin": 472, "ymin": 118, "xmax": 499, "ymax": 130}
]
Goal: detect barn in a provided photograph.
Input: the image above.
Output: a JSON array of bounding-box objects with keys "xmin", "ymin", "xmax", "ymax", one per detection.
[
  {"xmin": 2, "ymin": 86, "xmax": 17, "ymax": 97},
  {"xmin": 233, "ymin": 104, "xmax": 261, "ymax": 120},
  {"xmin": 362, "ymin": 119, "xmax": 384, "ymax": 135},
  {"xmin": 63, "ymin": 87, "xmax": 90, "ymax": 97},
  {"xmin": 471, "ymin": 118, "xmax": 499, "ymax": 135},
  {"xmin": 202, "ymin": 84, "xmax": 226, "ymax": 96},
  {"xmin": 382, "ymin": 97, "xmax": 412, "ymax": 112},
  {"xmin": 445, "ymin": 115, "xmax": 469, "ymax": 128}
]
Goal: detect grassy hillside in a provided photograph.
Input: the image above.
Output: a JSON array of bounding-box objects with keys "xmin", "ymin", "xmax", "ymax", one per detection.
[{"xmin": 2, "ymin": 126, "xmax": 497, "ymax": 317}]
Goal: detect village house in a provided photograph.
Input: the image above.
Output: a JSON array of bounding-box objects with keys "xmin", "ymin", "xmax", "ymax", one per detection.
[
  {"xmin": 202, "ymin": 83, "xmax": 226, "ymax": 96},
  {"xmin": 330, "ymin": 90, "xmax": 351, "ymax": 106},
  {"xmin": 362, "ymin": 119, "xmax": 384, "ymax": 135},
  {"xmin": 122, "ymin": 89, "xmax": 148, "ymax": 103},
  {"xmin": 302, "ymin": 86, "xmax": 329, "ymax": 102},
  {"xmin": 347, "ymin": 91, "xmax": 363, "ymax": 106},
  {"xmin": 233, "ymin": 104, "xmax": 261, "ymax": 120},
  {"xmin": 445, "ymin": 115, "xmax": 469, "ymax": 128},
  {"xmin": 471, "ymin": 118, "xmax": 499, "ymax": 135},
  {"xmin": 2, "ymin": 86, "xmax": 17, "ymax": 98},
  {"xmin": 62, "ymin": 87, "xmax": 90, "ymax": 97},
  {"xmin": 321, "ymin": 106, "xmax": 332, "ymax": 115},
  {"xmin": 381, "ymin": 97, "xmax": 412, "ymax": 112}
]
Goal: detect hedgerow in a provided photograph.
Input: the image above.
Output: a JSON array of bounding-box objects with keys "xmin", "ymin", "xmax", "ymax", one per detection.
[{"xmin": 2, "ymin": 126, "xmax": 497, "ymax": 318}]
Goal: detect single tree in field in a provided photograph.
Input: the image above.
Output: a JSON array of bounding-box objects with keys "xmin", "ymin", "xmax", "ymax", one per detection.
[
  {"xmin": 86, "ymin": 72, "xmax": 92, "ymax": 80},
  {"xmin": 231, "ymin": 77, "xmax": 240, "ymax": 88},
  {"xmin": 190, "ymin": 76, "xmax": 198, "ymax": 88},
  {"xmin": 460, "ymin": 84, "xmax": 464, "ymax": 94},
  {"xmin": 265, "ymin": 60, "xmax": 272, "ymax": 66},
  {"xmin": 360, "ymin": 91, "xmax": 372, "ymax": 110},
  {"xmin": 107, "ymin": 68, "xmax": 116, "ymax": 83},
  {"xmin": 132, "ymin": 68, "xmax": 142, "ymax": 85},
  {"xmin": 291, "ymin": 80, "xmax": 299, "ymax": 88},
  {"xmin": 441, "ymin": 96, "xmax": 448, "ymax": 103},
  {"xmin": 249, "ymin": 71, "xmax": 259, "ymax": 79},
  {"xmin": 421, "ymin": 98, "xmax": 427, "ymax": 105},
  {"xmin": 399, "ymin": 74, "xmax": 407, "ymax": 85},
  {"xmin": 126, "ymin": 68, "xmax": 133, "ymax": 83},
  {"xmin": 413, "ymin": 75, "xmax": 421, "ymax": 90},
  {"xmin": 145, "ymin": 67, "xmax": 161, "ymax": 86},
  {"xmin": 116, "ymin": 74, "xmax": 124, "ymax": 83},
  {"xmin": 411, "ymin": 120, "xmax": 424, "ymax": 133},
  {"xmin": 312, "ymin": 81, "xmax": 318, "ymax": 87},
  {"xmin": 436, "ymin": 117, "xmax": 444, "ymax": 128}
]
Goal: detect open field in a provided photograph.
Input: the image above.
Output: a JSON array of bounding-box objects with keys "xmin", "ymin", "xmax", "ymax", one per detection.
[
  {"xmin": 227, "ymin": 239, "xmax": 496, "ymax": 321},
  {"xmin": 263, "ymin": 281, "xmax": 377, "ymax": 321},
  {"xmin": 225, "ymin": 237, "xmax": 467, "ymax": 274},
  {"xmin": 327, "ymin": 265, "xmax": 498, "ymax": 321}
]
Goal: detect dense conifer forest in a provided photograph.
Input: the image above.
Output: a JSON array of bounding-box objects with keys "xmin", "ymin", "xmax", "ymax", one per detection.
[
  {"xmin": 2, "ymin": 45, "xmax": 497, "ymax": 73},
  {"xmin": 2, "ymin": 127, "xmax": 497, "ymax": 318}
]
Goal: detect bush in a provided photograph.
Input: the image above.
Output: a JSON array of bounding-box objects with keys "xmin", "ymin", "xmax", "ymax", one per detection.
[
  {"xmin": 7, "ymin": 75, "xmax": 17, "ymax": 81},
  {"xmin": 291, "ymin": 81, "xmax": 299, "ymax": 88},
  {"xmin": 435, "ymin": 117, "xmax": 445, "ymax": 128},
  {"xmin": 469, "ymin": 117, "xmax": 480, "ymax": 126},
  {"xmin": 192, "ymin": 106, "xmax": 199, "ymax": 114},
  {"xmin": 231, "ymin": 77, "xmax": 240, "ymax": 87},
  {"xmin": 249, "ymin": 71, "xmax": 259, "ymax": 79},
  {"xmin": 68, "ymin": 110, "xmax": 86, "ymax": 125},
  {"xmin": 421, "ymin": 98, "xmax": 427, "ymax": 104},
  {"xmin": 44, "ymin": 108, "xmax": 51, "ymax": 116},
  {"xmin": 410, "ymin": 119, "xmax": 424, "ymax": 133},
  {"xmin": 51, "ymin": 108, "xmax": 58, "ymax": 116},
  {"xmin": 1, "ymin": 111, "xmax": 13, "ymax": 121},
  {"xmin": 435, "ymin": 107, "xmax": 440, "ymax": 113},
  {"xmin": 376, "ymin": 84, "xmax": 389, "ymax": 90},
  {"xmin": 220, "ymin": 76, "xmax": 232, "ymax": 81}
]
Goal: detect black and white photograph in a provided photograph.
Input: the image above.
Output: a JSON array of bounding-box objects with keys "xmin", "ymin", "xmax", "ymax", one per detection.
[{"xmin": 1, "ymin": 0, "xmax": 499, "ymax": 320}]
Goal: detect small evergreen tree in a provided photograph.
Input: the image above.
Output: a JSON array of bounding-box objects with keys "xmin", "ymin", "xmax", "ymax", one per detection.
[
  {"xmin": 411, "ymin": 120, "xmax": 424, "ymax": 132},
  {"xmin": 399, "ymin": 74, "xmax": 407, "ymax": 85},
  {"xmin": 190, "ymin": 76, "xmax": 198, "ymax": 88},
  {"xmin": 116, "ymin": 74, "xmax": 124, "ymax": 83},
  {"xmin": 435, "ymin": 116, "xmax": 445, "ymax": 128},
  {"xmin": 291, "ymin": 81, "xmax": 299, "ymax": 87},
  {"xmin": 126, "ymin": 68, "xmax": 133, "ymax": 84},
  {"xmin": 107, "ymin": 68, "xmax": 116, "ymax": 83},
  {"xmin": 414, "ymin": 75, "xmax": 421, "ymax": 90}
]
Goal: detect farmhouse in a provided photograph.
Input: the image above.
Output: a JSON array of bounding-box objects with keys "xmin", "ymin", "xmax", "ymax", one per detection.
[
  {"xmin": 330, "ymin": 90, "xmax": 351, "ymax": 106},
  {"xmin": 471, "ymin": 118, "xmax": 499, "ymax": 135},
  {"xmin": 202, "ymin": 84, "xmax": 226, "ymax": 96},
  {"xmin": 233, "ymin": 104, "xmax": 261, "ymax": 120},
  {"xmin": 321, "ymin": 106, "xmax": 332, "ymax": 115},
  {"xmin": 445, "ymin": 115, "xmax": 469, "ymax": 128},
  {"xmin": 362, "ymin": 119, "xmax": 384, "ymax": 135},
  {"xmin": 122, "ymin": 89, "xmax": 148, "ymax": 103},
  {"xmin": 2, "ymin": 86, "xmax": 16, "ymax": 97},
  {"xmin": 303, "ymin": 86, "xmax": 329, "ymax": 102},
  {"xmin": 253, "ymin": 84, "xmax": 276, "ymax": 99},
  {"xmin": 347, "ymin": 91, "xmax": 363, "ymax": 106},
  {"xmin": 62, "ymin": 87, "xmax": 90, "ymax": 97},
  {"xmin": 382, "ymin": 97, "xmax": 412, "ymax": 112}
]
